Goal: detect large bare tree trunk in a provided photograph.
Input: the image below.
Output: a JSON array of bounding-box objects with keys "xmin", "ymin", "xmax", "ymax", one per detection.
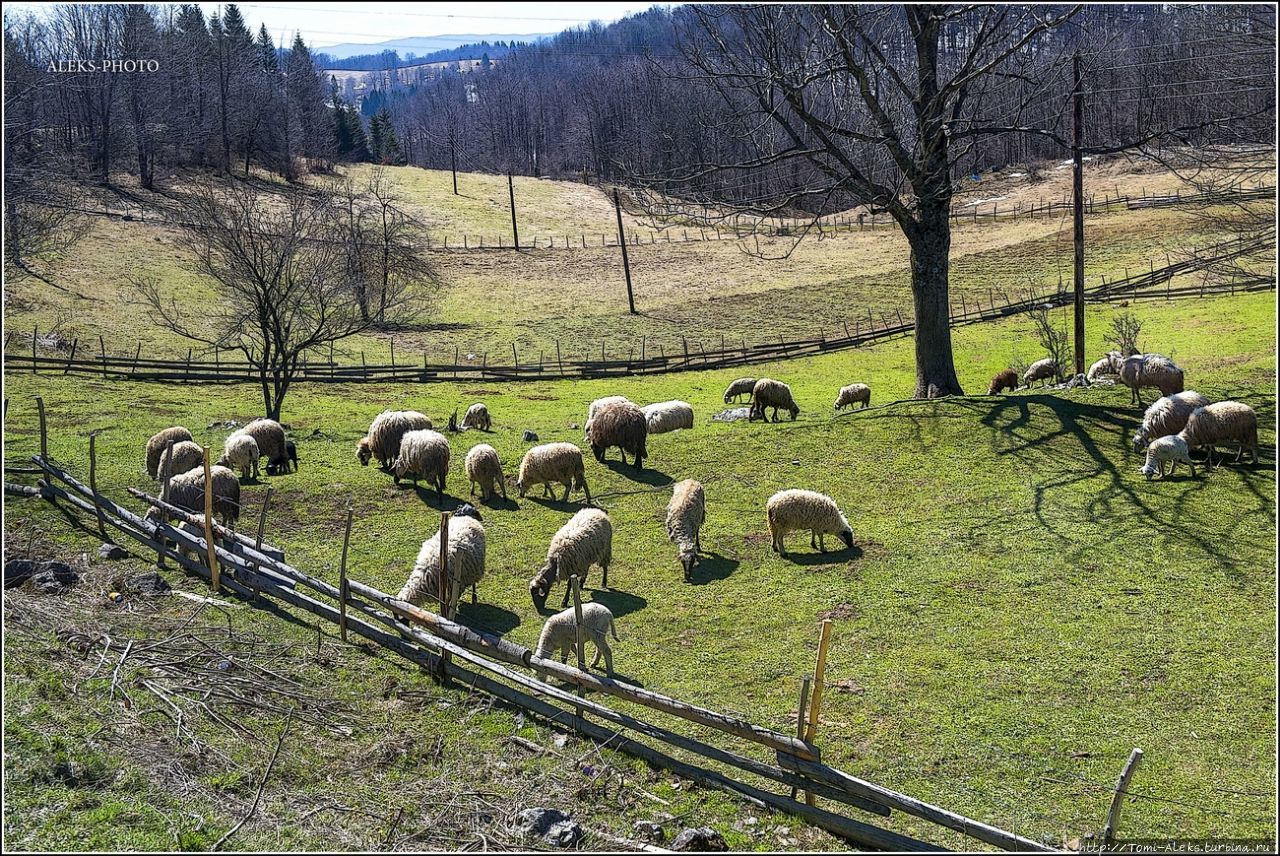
[{"xmin": 908, "ymin": 203, "xmax": 963, "ymax": 398}]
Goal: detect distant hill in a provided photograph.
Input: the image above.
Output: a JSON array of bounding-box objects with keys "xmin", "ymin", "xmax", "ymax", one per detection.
[{"xmin": 315, "ymin": 33, "xmax": 555, "ymax": 61}]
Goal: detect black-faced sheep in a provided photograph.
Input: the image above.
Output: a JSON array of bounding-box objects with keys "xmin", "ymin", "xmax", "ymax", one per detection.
[
  {"xmin": 1023, "ymin": 358, "xmax": 1060, "ymax": 388},
  {"xmin": 749, "ymin": 378, "xmax": 799, "ymax": 422},
  {"xmin": 357, "ymin": 410, "xmax": 432, "ymax": 469},
  {"xmin": 460, "ymin": 403, "xmax": 491, "ymax": 432},
  {"xmin": 393, "ymin": 429, "xmax": 451, "ymax": 496},
  {"xmin": 834, "ymin": 383, "xmax": 871, "ymax": 411},
  {"xmin": 146, "ymin": 426, "xmax": 194, "ymax": 480},
  {"xmin": 465, "ymin": 443, "xmax": 507, "ymax": 501},
  {"xmin": 587, "ymin": 400, "xmax": 648, "ymax": 469},
  {"xmin": 1176, "ymin": 401, "xmax": 1259, "ymax": 466},
  {"xmin": 530, "ymin": 508, "xmax": 613, "ymax": 610},
  {"xmin": 534, "ymin": 602, "xmax": 620, "ymax": 674},
  {"xmin": 723, "ymin": 378, "xmax": 756, "ymax": 404},
  {"xmin": 1119, "ymin": 354, "xmax": 1185, "ymax": 406},
  {"xmin": 397, "ymin": 514, "xmax": 486, "ymax": 607},
  {"xmin": 516, "ymin": 442, "xmax": 592, "ymax": 503},
  {"xmin": 642, "ymin": 400, "xmax": 694, "ymax": 435},
  {"xmin": 987, "ymin": 369, "xmax": 1019, "ymax": 395},
  {"xmin": 158, "ymin": 440, "xmax": 205, "ymax": 483},
  {"xmin": 267, "ymin": 440, "xmax": 297, "ymax": 475},
  {"xmin": 666, "ymin": 479, "xmax": 705, "ymax": 581},
  {"xmin": 766, "ymin": 489, "xmax": 853, "ymax": 557},
  {"xmin": 218, "ymin": 431, "xmax": 260, "ymax": 480},
  {"xmin": 242, "ymin": 419, "xmax": 290, "ymax": 474},
  {"xmin": 1139, "ymin": 436, "xmax": 1197, "ymax": 480},
  {"xmin": 1132, "ymin": 391, "xmax": 1211, "ymax": 452}
]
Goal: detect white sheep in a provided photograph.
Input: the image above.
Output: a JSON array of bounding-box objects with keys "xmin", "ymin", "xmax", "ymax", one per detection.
[
  {"xmin": 533, "ymin": 602, "xmax": 620, "ymax": 675},
  {"xmin": 529, "ymin": 508, "xmax": 613, "ymax": 610},
  {"xmin": 584, "ymin": 395, "xmax": 634, "ymax": 440},
  {"xmin": 1087, "ymin": 351, "xmax": 1124, "ymax": 382},
  {"xmin": 666, "ymin": 479, "xmax": 705, "ymax": 581},
  {"xmin": 516, "ymin": 442, "xmax": 592, "ymax": 503},
  {"xmin": 460, "ymin": 402, "xmax": 491, "ymax": 431},
  {"xmin": 1119, "ymin": 353, "xmax": 1185, "ymax": 406},
  {"xmin": 392, "ymin": 429, "xmax": 451, "ymax": 496},
  {"xmin": 218, "ymin": 430, "xmax": 261, "ymax": 480},
  {"xmin": 357, "ymin": 410, "xmax": 432, "ymax": 469},
  {"xmin": 1131, "ymin": 391, "xmax": 1211, "ymax": 452},
  {"xmin": 242, "ymin": 418, "xmax": 290, "ymax": 474},
  {"xmin": 834, "ymin": 383, "xmax": 871, "ymax": 411},
  {"xmin": 1177, "ymin": 401, "xmax": 1259, "ymax": 466},
  {"xmin": 157, "ymin": 440, "xmax": 205, "ymax": 482},
  {"xmin": 465, "ymin": 443, "xmax": 507, "ymax": 501},
  {"xmin": 146, "ymin": 464, "xmax": 242, "ymax": 528},
  {"xmin": 749, "ymin": 378, "xmax": 799, "ymax": 422},
  {"xmin": 1139, "ymin": 436, "xmax": 1197, "ymax": 480},
  {"xmin": 146, "ymin": 426, "xmax": 194, "ymax": 480},
  {"xmin": 723, "ymin": 378, "xmax": 756, "ymax": 404},
  {"xmin": 766, "ymin": 489, "xmax": 854, "ymax": 557},
  {"xmin": 397, "ymin": 514, "xmax": 486, "ymax": 607},
  {"xmin": 1023, "ymin": 358, "xmax": 1059, "ymax": 388},
  {"xmin": 642, "ymin": 400, "xmax": 694, "ymax": 435}
]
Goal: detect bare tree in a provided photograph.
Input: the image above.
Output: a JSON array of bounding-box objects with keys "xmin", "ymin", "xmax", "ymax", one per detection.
[
  {"xmin": 1106, "ymin": 311, "xmax": 1143, "ymax": 357},
  {"xmin": 1028, "ymin": 302, "xmax": 1073, "ymax": 381},
  {"xmin": 2, "ymin": 172, "xmax": 91, "ymax": 281}
]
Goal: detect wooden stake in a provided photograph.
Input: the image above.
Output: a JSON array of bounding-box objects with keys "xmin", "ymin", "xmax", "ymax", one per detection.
[
  {"xmin": 32, "ymin": 324, "xmax": 38, "ymax": 374},
  {"xmin": 202, "ymin": 447, "xmax": 220, "ymax": 593},
  {"xmin": 508, "ymin": 173, "xmax": 519, "ymax": 250},
  {"xmin": 571, "ymin": 574, "xmax": 586, "ymax": 710},
  {"xmin": 614, "ymin": 189, "xmax": 636, "ymax": 314},
  {"xmin": 36, "ymin": 396, "xmax": 48, "ymax": 461},
  {"xmin": 339, "ymin": 507, "xmax": 353, "ymax": 642},
  {"xmin": 802, "ymin": 619, "xmax": 834, "ymax": 806},
  {"xmin": 64, "ymin": 338, "xmax": 78, "ymax": 374},
  {"xmin": 1102, "ymin": 748, "xmax": 1144, "ymax": 846},
  {"xmin": 89, "ymin": 431, "xmax": 106, "ymax": 539},
  {"xmin": 437, "ymin": 512, "xmax": 452, "ymax": 678},
  {"xmin": 789, "ymin": 676, "xmax": 812, "ymax": 800}
]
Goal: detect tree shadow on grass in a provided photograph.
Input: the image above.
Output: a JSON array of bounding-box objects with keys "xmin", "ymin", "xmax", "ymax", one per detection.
[
  {"xmin": 688, "ymin": 551, "xmax": 739, "ymax": 584},
  {"xmin": 600, "ymin": 459, "xmax": 674, "ymax": 486}
]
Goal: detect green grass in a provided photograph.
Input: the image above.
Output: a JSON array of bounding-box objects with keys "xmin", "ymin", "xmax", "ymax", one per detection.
[{"xmin": 4, "ymin": 293, "xmax": 1274, "ymax": 850}]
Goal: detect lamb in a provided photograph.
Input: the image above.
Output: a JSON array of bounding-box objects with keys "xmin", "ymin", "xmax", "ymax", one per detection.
[
  {"xmin": 516, "ymin": 442, "xmax": 592, "ymax": 503},
  {"xmin": 1176, "ymin": 401, "xmax": 1259, "ymax": 466},
  {"xmin": 396, "ymin": 514, "xmax": 486, "ymax": 607},
  {"xmin": 642, "ymin": 400, "xmax": 694, "ymax": 434},
  {"xmin": 267, "ymin": 440, "xmax": 298, "ymax": 475},
  {"xmin": 460, "ymin": 402, "xmax": 491, "ymax": 432},
  {"xmin": 834, "ymin": 383, "xmax": 871, "ymax": 411},
  {"xmin": 987, "ymin": 369, "xmax": 1019, "ymax": 396},
  {"xmin": 145, "ymin": 464, "xmax": 242, "ymax": 528},
  {"xmin": 749, "ymin": 378, "xmax": 800, "ymax": 422},
  {"xmin": 145, "ymin": 426, "xmax": 194, "ymax": 480},
  {"xmin": 765, "ymin": 489, "xmax": 854, "ymax": 557},
  {"xmin": 723, "ymin": 377, "xmax": 757, "ymax": 404},
  {"xmin": 218, "ymin": 431, "xmax": 261, "ymax": 480},
  {"xmin": 666, "ymin": 479, "xmax": 705, "ymax": 581},
  {"xmin": 1087, "ymin": 351, "xmax": 1125, "ymax": 382},
  {"xmin": 1022, "ymin": 358, "xmax": 1060, "ymax": 388},
  {"xmin": 583, "ymin": 395, "xmax": 633, "ymax": 440},
  {"xmin": 392, "ymin": 429, "xmax": 451, "ymax": 496},
  {"xmin": 1139, "ymin": 436, "xmax": 1197, "ymax": 480},
  {"xmin": 157, "ymin": 440, "xmax": 205, "ymax": 482},
  {"xmin": 357, "ymin": 410, "xmax": 433, "ymax": 469},
  {"xmin": 1131, "ymin": 391, "xmax": 1211, "ymax": 452},
  {"xmin": 529, "ymin": 508, "xmax": 613, "ymax": 610},
  {"xmin": 242, "ymin": 418, "xmax": 291, "ymax": 474},
  {"xmin": 465, "ymin": 443, "xmax": 507, "ymax": 501},
  {"xmin": 587, "ymin": 400, "xmax": 648, "ymax": 469},
  {"xmin": 1119, "ymin": 353, "xmax": 1185, "ymax": 406},
  {"xmin": 533, "ymin": 602, "xmax": 620, "ymax": 675}
]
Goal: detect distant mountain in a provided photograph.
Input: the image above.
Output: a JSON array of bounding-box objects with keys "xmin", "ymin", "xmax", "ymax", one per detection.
[{"xmin": 315, "ymin": 33, "xmax": 556, "ymax": 60}]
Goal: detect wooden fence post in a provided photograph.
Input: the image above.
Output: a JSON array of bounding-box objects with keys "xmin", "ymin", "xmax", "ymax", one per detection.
[
  {"xmin": 100, "ymin": 335, "xmax": 107, "ymax": 378},
  {"xmin": 202, "ymin": 447, "xmax": 220, "ymax": 593},
  {"xmin": 36, "ymin": 396, "xmax": 48, "ymax": 462},
  {"xmin": 789, "ymin": 676, "xmax": 812, "ymax": 800},
  {"xmin": 436, "ymin": 511, "xmax": 452, "ymax": 679},
  {"xmin": 339, "ymin": 507, "xmax": 353, "ymax": 643},
  {"xmin": 571, "ymin": 574, "xmax": 586, "ymax": 711},
  {"xmin": 32, "ymin": 324, "xmax": 39, "ymax": 374},
  {"xmin": 64, "ymin": 338, "xmax": 78, "ymax": 374},
  {"xmin": 1102, "ymin": 748, "xmax": 1144, "ymax": 846},
  {"xmin": 802, "ymin": 619, "xmax": 834, "ymax": 807},
  {"xmin": 89, "ymin": 431, "xmax": 107, "ymax": 539}
]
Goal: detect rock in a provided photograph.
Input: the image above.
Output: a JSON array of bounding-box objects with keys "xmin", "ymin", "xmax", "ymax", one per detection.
[
  {"xmin": 125, "ymin": 572, "xmax": 170, "ymax": 596},
  {"xmin": 546, "ymin": 820, "xmax": 584, "ymax": 848},
  {"xmin": 671, "ymin": 827, "xmax": 728, "ymax": 852},
  {"xmin": 98, "ymin": 543, "xmax": 128, "ymax": 561},
  {"xmin": 634, "ymin": 821, "xmax": 666, "ymax": 843},
  {"xmin": 4, "ymin": 559, "xmax": 38, "ymax": 589},
  {"xmin": 522, "ymin": 430, "xmax": 539, "ymax": 442},
  {"xmin": 27, "ymin": 561, "xmax": 80, "ymax": 594},
  {"xmin": 517, "ymin": 807, "xmax": 569, "ymax": 838}
]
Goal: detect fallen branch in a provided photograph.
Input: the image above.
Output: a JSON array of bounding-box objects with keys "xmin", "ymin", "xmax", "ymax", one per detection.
[{"xmin": 212, "ymin": 711, "xmax": 292, "ymax": 850}]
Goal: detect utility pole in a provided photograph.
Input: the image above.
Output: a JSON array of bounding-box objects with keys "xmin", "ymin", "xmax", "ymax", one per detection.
[
  {"xmin": 613, "ymin": 188, "xmax": 637, "ymax": 314},
  {"xmin": 507, "ymin": 172, "xmax": 519, "ymax": 250},
  {"xmin": 1072, "ymin": 52, "xmax": 1086, "ymax": 377}
]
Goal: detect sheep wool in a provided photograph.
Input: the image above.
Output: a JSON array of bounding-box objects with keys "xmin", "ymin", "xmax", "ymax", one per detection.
[
  {"xmin": 584, "ymin": 395, "xmax": 634, "ymax": 440},
  {"xmin": 1177, "ymin": 401, "xmax": 1259, "ymax": 465},
  {"xmin": 834, "ymin": 383, "xmax": 871, "ymax": 411},
  {"xmin": 666, "ymin": 479, "xmax": 705, "ymax": 581},
  {"xmin": 1140, "ymin": 436, "xmax": 1197, "ymax": 480},
  {"xmin": 397, "ymin": 516, "xmax": 487, "ymax": 607},
  {"xmin": 1023, "ymin": 358, "xmax": 1059, "ymax": 388},
  {"xmin": 723, "ymin": 378, "xmax": 757, "ymax": 404},
  {"xmin": 749, "ymin": 378, "xmax": 799, "ymax": 422},
  {"xmin": 465, "ymin": 443, "xmax": 507, "ymax": 501},
  {"xmin": 393, "ymin": 429, "xmax": 451, "ymax": 495},
  {"xmin": 987, "ymin": 369, "xmax": 1019, "ymax": 396},
  {"xmin": 358, "ymin": 410, "xmax": 432, "ymax": 468},
  {"xmin": 534, "ymin": 602, "xmax": 620, "ymax": 674},
  {"xmin": 460, "ymin": 402, "xmax": 492, "ymax": 432},
  {"xmin": 1132, "ymin": 391, "xmax": 1211, "ymax": 452},
  {"xmin": 587, "ymin": 400, "xmax": 648, "ymax": 468},
  {"xmin": 642, "ymin": 400, "xmax": 694, "ymax": 434},
  {"xmin": 152, "ymin": 464, "xmax": 242, "ymax": 528},
  {"xmin": 1119, "ymin": 353, "xmax": 1185, "ymax": 406},
  {"xmin": 158, "ymin": 440, "xmax": 205, "ymax": 483},
  {"xmin": 242, "ymin": 419, "xmax": 288, "ymax": 473},
  {"xmin": 146, "ymin": 426, "xmax": 194, "ymax": 480},
  {"xmin": 516, "ymin": 442, "xmax": 592, "ymax": 503},
  {"xmin": 218, "ymin": 430, "xmax": 261, "ymax": 480},
  {"xmin": 766, "ymin": 489, "xmax": 854, "ymax": 556},
  {"xmin": 530, "ymin": 508, "xmax": 613, "ymax": 610}
]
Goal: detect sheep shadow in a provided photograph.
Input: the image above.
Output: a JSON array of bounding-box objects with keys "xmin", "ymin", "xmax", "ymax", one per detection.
[
  {"xmin": 782, "ymin": 544, "xmax": 864, "ymax": 566},
  {"xmin": 523, "ymin": 495, "xmax": 592, "ymax": 513},
  {"xmin": 405, "ymin": 487, "xmax": 464, "ymax": 511},
  {"xmin": 600, "ymin": 459, "xmax": 674, "ymax": 486},
  {"xmin": 455, "ymin": 601, "xmax": 521, "ymax": 636},
  {"xmin": 476, "ymin": 495, "xmax": 520, "ymax": 512},
  {"xmin": 585, "ymin": 588, "xmax": 647, "ymax": 619},
  {"xmin": 689, "ymin": 551, "xmax": 739, "ymax": 585}
]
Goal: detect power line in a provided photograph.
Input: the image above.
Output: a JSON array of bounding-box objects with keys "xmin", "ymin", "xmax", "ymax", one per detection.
[
  {"xmin": 1086, "ymin": 72, "xmax": 1276, "ymax": 96},
  {"xmin": 1091, "ymin": 46, "xmax": 1275, "ymax": 72}
]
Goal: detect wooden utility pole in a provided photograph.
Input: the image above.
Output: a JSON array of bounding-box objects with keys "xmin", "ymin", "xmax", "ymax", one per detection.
[
  {"xmin": 507, "ymin": 173, "xmax": 519, "ymax": 250},
  {"xmin": 614, "ymin": 189, "xmax": 637, "ymax": 314},
  {"xmin": 1072, "ymin": 53, "xmax": 1086, "ymax": 377}
]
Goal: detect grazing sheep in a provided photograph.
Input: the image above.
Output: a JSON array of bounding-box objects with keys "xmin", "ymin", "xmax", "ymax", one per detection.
[
  {"xmin": 529, "ymin": 508, "xmax": 613, "ymax": 610},
  {"xmin": 357, "ymin": 410, "xmax": 432, "ymax": 469},
  {"xmin": 1177, "ymin": 401, "xmax": 1259, "ymax": 466},
  {"xmin": 584, "ymin": 395, "xmax": 633, "ymax": 440},
  {"xmin": 587, "ymin": 400, "xmax": 648, "ymax": 469},
  {"xmin": 218, "ymin": 431, "xmax": 261, "ymax": 480},
  {"xmin": 1140, "ymin": 436, "xmax": 1197, "ymax": 480},
  {"xmin": 145, "ymin": 464, "xmax": 241, "ymax": 528},
  {"xmin": 1023, "ymin": 358, "xmax": 1060, "ymax": 388},
  {"xmin": 158, "ymin": 440, "xmax": 205, "ymax": 482},
  {"xmin": 766, "ymin": 489, "xmax": 854, "ymax": 557},
  {"xmin": 396, "ymin": 515, "xmax": 486, "ymax": 607},
  {"xmin": 834, "ymin": 383, "xmax": 871, "ymax": 411},
  {"xmin": 393, "ymin": 429, "xmax": 451, "ymax": 496},
  {"xmin": 516, "ymin": 442, "xmax": 592, "ymax": 503},
  {"xmin": 146, "ymin": 426, "xmax": 194, "ymax": 480},
  {"xmin": 465, "ymin": 443, "xmax": 507, "ymax": 501},
  {"xmin": 242, "ymin": 418, "xmax": 290, "ymax": 474},
  {"xmin": 749, "ymin": 378, "xmax": 800, "ymax": 422},
  {"xmin": 666, "ymin": 479, "xmax": 705, "ymax": 581},
  {"xmin": 1087, "ymin": 351, "xmax": 1125, "ymax": 382},
  {"xmin": 1132, "ymin": 391, "xmax": 1212, "ymax": 452},
  {"xmin": 267, "ymin": 440, "xmax": 298, "ymax": 475},
  {"xmin": 642, "ymin": 400, "xmax": 694, "ymax": 434},
  {"xmin": 987, "ymin": 369, "xmax": 1019, "ymax": 396},
  {"xmin": 460, "ymin": 403, "xmax": 491, "ymax": 432},
  {"xmin": 1119, "ymin": 353, "xmax": 1185, "ymax": 406},
  {"xmin": 533, "ymin": 602, "xmax": 620, "ymax": 674},
  {"xmin": 723, "ymin": 378, "xmax": 756, "ymax": 404}
]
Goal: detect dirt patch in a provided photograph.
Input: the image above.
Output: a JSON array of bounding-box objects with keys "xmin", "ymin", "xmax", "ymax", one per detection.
[
  {"xmin": 818, "ymin": 602, "xmax": 860, "ymax": 621},
  {"xmin": 742, "ymin": 533, "xmax": 771, "ymax": 548},
  {"xmin": 462, "ymin": 388, "xmax": 504, "ymax": 397},
  {"xmin": 519, "ymin": 393, "xmax": 558, "ymax": 401},
  {"xmin": 854, "ymin": 539, "xmax": 888, "ymax": 560}
]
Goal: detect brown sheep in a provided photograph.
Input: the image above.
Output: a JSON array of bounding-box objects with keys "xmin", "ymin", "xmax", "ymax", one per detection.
[
  {"xmin": 587, "ymin": 400, "xmax": 648, "ymax": 469},
  {"xmin": 987, "ymin": 369, "xmax": 1019, "ymax": 395}
]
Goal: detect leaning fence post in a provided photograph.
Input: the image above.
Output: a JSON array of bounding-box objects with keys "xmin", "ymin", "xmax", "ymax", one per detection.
[
  {"xmin": 32, "ymin": 324, "xmax": 39, "ymax": 374},
  {"xmin": 64, "ymin": 338, "xmax": 79, "ymax": 374},
  {"xmin": 1102, "ymin": 748, "xmax": 1144, "ymax": 847},
  {"xmin": 339, "ymin": 507, "xmax": 353, "ymax": 643},
  {"xmin": 570, "ymin": 574, "xmax": 586, "ymax": 710},
  {"xmin": 436, "ymin": 512, "xmax": 452, "ymax": 678},
  {"xmin": 202, "ymin": 447, "xmax": 220, "ymax": 593},
  {"xmin": 99, "ymin": 335, "xmax": 107, "ymax": 378},
  {"xmin": 36, "ymin": 396, "xmax": 48, "ymax": 462},
  {"xmin": 801, "ymin": 619, "xmax": 833, "ymax": 807},
  {"xmin": 788, "ymin": 676, "xmax": 812, "ymax": 800},
  {"xmin": 89, "ymin": 431, "xmax": 107, "ymax": 540}
]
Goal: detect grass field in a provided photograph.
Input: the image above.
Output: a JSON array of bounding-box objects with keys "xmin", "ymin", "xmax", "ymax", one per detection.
[{"xmin": 4, "ymin": 292, "xmax": 1275, "ymax": 850}]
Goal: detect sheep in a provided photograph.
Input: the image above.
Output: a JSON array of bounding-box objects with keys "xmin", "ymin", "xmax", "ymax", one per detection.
[
  {"xmin": 242, "ymin": 418, "xmax": 290, "ymax": 474},
  {"xmin": 749, "ymin": 378, "xmax": 799, "ymax": 422},
  {"xmin": 357, "ymin": 410, "xmax": 432, "ymax": 469},
  {"xmin": 396, "ymin": 515, "xmax": 486, "ymax": 607},
  {"xmin": 1176, "ymin": 401, "xmax": 1259, "ymax": 466},
  {"xmin": 267, "ymin": 440, "xmax": 298, "ymax": 475},
  {"xmin": 642, "ymin": 400, "xmax": 694, "ymax": 434},
  {"xmin": 145, "ymin": 464, "xmax": 241, "ymax": 529},
  {"xmin": 1131, "ymin": 391, "xmax": 1211, "ymax": 452},
  {"xmin": 723, "ymin": 377, "xmax": 756, "ymax": 404},
  {"xmin": 465, "ymin": 443, "xmax": 507, "ymax": 501},
  {"xmin": 666, "ymin": 479, "xmax": 705, "ymax": 581},
  {"xmin": 516, "ymin": 442, "xmax": 592, "ymax": 504},
  {"xmin": 987, "ymin": 369, "xmax": 1019, "ymax": 396},
  {"xmin": 587, "ymin": 400, "xmax": 648, "ymax": 469},
  {"xmin": 218, "ymin": 431, "xmax": 261, "ymax": 480},
  {"xmin": 1139, "ymin": 435, "xmax": 1197, "ymax": 481},
  {"xmin": 392, "ymin": 429, "xmax": 451, "ymax": 496},
  {"xmin": 460, "ymin": 402, "xmax": 491, "ymax": 432},
  {"xmin": 1119, "ymin": 353, "xmax": 1185, "ymax": 406},
  {"xmin": 529, "ymin": 508, "xmax": 613, "ymax": 610},
  {"xmin": 583, "ymin": 395, "xmax": 633, "ymax": 440},
  {"xmin": 146, "ymin": 426, "xmax": 194, "ymax": 480},
  {"xmin": 1023, "ymin": 358, "xmax": 1060, "ymax": 388},
  {"xmin": 157, "ymin": 440, "xmax": 205, "ymax": 482},
  {"xmin": 766, "ymin": 489, "xmax": 854, "ymax": 557},
  {"xmin": 533, "ymin": 602, "xmax": 620, "ymax": 675},
  {"xmin": 834, "ymin": 383, "xmax": 871, "ymax": 411},
  {"xmin": 1087, "ymin": 351, "xmax": 1125, "ymax": 382}
]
